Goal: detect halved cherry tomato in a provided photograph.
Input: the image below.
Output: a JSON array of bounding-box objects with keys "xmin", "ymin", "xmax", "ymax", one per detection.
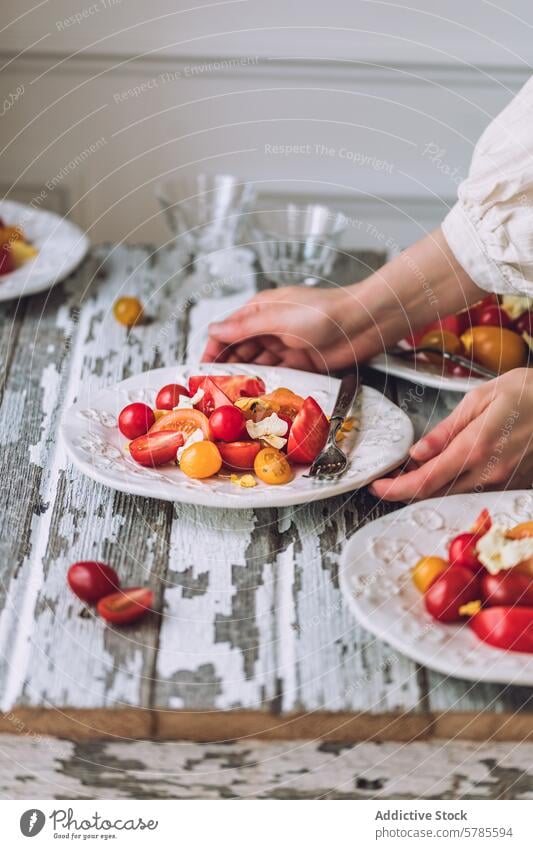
[
  {"xmin": 196, "ymin": 378, "xmax": 233, "ymax": 416},
  {"xmin": 118, "ymin": 403, "xmax": 155, "ymax": 439},
  {"xmin": 209, "ymin": 405, "xmax": 246, "ymax": 441},
  {"xmin": 149, "ymin": 408, "xmax": 211, "ymax": 439},
  {"xmin": 67, "ymin": 561, "xmax": 120, "ymax": 604},
  {"xmin": 412, "ymin": 556, "xmax": 448, "ymax": 594},
  {"xmin": 254, "ymin": 447, "xmax": 293, "ymax": 485},
  {"xmin": 481, "ymin": 571, "xmax": 533, "ymax": 608},
  {"xmin": 471, "ymin": 508, "xmax": 492, "ymax": 536},
  {"xmin": 448, "ymin": 532, "xmax": 483, "ymax": 574},
  {"xmin": 287, "ymin": 397, "xmax": 329, "ymax": 464},
  {"xmin": 470, "ymin": 606, "xmax": 533, "ymax": 652},
  {"xmin": 155, "ymin": 383, "xmax": 190, "ymax": 410},
  {"xmin": 260, "ymin": 388, "xmax": 305, "ymax": 420},
  {"xmin": 217, "ymin": 440, "xmax": 262, "ymax": 471},
  {"xmin": 424, "ymin": 567, "xmax": 481, "ymax": 623},
  {"xmin": 97, "ymin": 587, "xmax": 154, "ymax": 625},
  {"xmin": 475, "ymin": 304, "xmax": 512, "ymax": 329},
  {"xmin": 129, "ymin": 430, "xmax": 184, "ymax": 466},
  {"xmin": 179, "ymin": 441, "xmax": 222, "ymax": 479},
  {"xmin": 188, "ymin": 375, "xmax": 266, "ymax": 402}
]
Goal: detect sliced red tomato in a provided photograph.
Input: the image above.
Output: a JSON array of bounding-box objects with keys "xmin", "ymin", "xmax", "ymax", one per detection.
[
  {"xmin": 195, "ymin": 377, "xmax": 233, "ymax": 416},
  {"xmin": 470, "ymin": 606, "xmax": 533, "ymax": 653},
  {"xmin": 260, "ymin": 387, "xmax": 305, "ymax": 420},
  {"xmin": 188, "ymin": 374, "xmax": 266, "ymax": 402},
  {"xmin": 287, "ymin": 396, "xmax": 329, "ymax": 464},
  {"xmin": 149, "ymin": 408, "xmax": 211, "ymax": 439},
  {"xmin": 97, "ymin": 587, "xmax": 154, "ymax": 625},
  {"xmin": 471, "ymin": 508, "xmax": 492, "ymax": 537},
  {"xmin": 129, "ymin": 430, "xmax": 184, "ymax": 466},
  {"xmin": 217, "ymin": 440, "xmax": 262, "ymax": 471}
]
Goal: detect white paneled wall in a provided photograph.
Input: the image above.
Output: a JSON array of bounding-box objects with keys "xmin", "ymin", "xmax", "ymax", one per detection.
[{"xmin": 0, "ymin": 0, "xmax": 530, "ymax": 249}]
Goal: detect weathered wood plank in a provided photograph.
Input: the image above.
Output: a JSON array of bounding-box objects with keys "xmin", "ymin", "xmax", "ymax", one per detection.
[{"xmin": 1, "ymin": 734, "xmax": 533, "ymax": 799}]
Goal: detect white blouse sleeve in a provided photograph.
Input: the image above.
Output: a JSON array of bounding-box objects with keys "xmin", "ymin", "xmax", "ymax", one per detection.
[{"xmin": 442, "ymin": 76, "xmax": 533, "ymax": 298}]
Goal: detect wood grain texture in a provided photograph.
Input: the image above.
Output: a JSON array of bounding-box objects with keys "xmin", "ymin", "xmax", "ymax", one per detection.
[
  {"xmin": 1, "ymin": 734, "xmax": 533, "ymax": 800},
  {"xmin": 1, "ymin": 244, "xmax": 531, "ymax": 735}
]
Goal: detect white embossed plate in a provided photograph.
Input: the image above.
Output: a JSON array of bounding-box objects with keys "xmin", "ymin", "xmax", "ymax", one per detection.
[
  {"xmin": 60, "ymin": 363, "xmax": 413, "ymax": 509},
  {"xmin": 0, "ymin": 200, "xmax": 89, "ymax": 301},
  {"xmin": 339, "ymin": 491, "xmax": 533, "ymax": 684},
  {"xmin": 370, "ymin": 352, "xmax": 485, "ymax": 393}
]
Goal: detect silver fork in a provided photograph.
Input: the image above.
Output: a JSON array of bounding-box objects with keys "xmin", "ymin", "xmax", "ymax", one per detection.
[
  {"xmin": 307, "ymin": 373, "xmax": 360, "ymax": 480},
  {"xmin": 389, "ymin": 346, "xmax": 498, "ymax": 379}
]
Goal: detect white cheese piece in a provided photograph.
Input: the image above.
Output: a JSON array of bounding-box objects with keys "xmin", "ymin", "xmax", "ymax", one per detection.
[
  {"xmin": 173, "ymin": 387, "xmax": 204, "ymax": 409},
  {"xmin": 176, "ymin": 428, "xmax": 204, "ymax": 462},
  {"xmin": 477, "ymin": 525, "xmax": 533, "ymax": 574},
  {"xmin": 245, "ymin": 412, "xmax": 288, "ymax": 448}
]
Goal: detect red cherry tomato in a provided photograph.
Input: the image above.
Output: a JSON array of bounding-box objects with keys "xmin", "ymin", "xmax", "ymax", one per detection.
[
  {"xmin": 407, "ymin": 313, "xmax": 469, "ymax": 348},
  {"xmin": 467, "ymin": 294, "xmax": 499, "ymax": 325},
  {"xmin": 0, "ymin": 244, "xmax": 15, "ymax": 275},
  {"xmin": 209, "ymin": 405, "xmax": 246, "ymax": 441},
  {"xmin": 481, "ymin": 571, "xmax": 533, "ymax": 608},
  {"xmin": 217, "ymin": 440, "xmax": 262, "ymax": 471},
  {"xmin": 474, "ymin": 304, "xmax": 512, "ymax": 329},
  {"xmin": 155, "ymin": 383, "xmax": 190, "ymax": 410},
  {"xmin": 448, "ymin": 532, "xmax": 483, "ymax": 574},
  {"xmin": 514, "ymin": 311, "xmax": 533, "ymax": 336},
  {"xmin": 470, "ymin": 606, "xmax": 533, "ymax": 652},
  {"xmin": 129, "ymin": 430, "xmax": 184, "ymax": 466},
  {"xmin": 424, "ymin": 566, "xmax": 481, "ymax": 623},
  {"xmin": 188, "ymin": 374, "xmax": 266, "ymax": 402},
  {"xmin": 97, "ymin": 587, "xmax": 154, "ymax": 625},
  {"xmin": 118, "ymin": 403, "xmax": 155, "ymax": 439},
  {"xmin": 67, "ymin": 561, "xmax": 120, "ymax": 604},
  {"xmin": 287, "ymin": 397, "xmax": 329, "ymax": 464}
]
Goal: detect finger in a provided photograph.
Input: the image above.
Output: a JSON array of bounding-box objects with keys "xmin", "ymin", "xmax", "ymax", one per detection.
[
  {"xmin": 201, "ymin": 337, "xmax": 229, "ymax": 363},
  {"xmin": 208, "ymin": 300, "xmax": 278, "ymax": 344},
  {"xmin": 227, "ymin": 339, "xmax": 263, "ymax": 362},
  {"xmin": 254, "ymin": 351, "xmax": 282, "ymax": 366},
  {"xmin": 410, "ymin": 388, "xmax": 490, "ymax": 463},
  {"xmin": 370, "ymin": 419, "xmax": 482, "ymax": 501}
]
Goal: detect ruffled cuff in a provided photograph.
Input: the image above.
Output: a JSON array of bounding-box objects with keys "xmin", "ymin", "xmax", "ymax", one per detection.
[{"xmin": 441, "ymin": 202, "xmax": 510, "ymax": 295}]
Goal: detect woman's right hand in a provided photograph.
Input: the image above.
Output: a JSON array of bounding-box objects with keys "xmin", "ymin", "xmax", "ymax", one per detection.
[{"xmin": 202, "ymin": 285, "xmax": 363, "ymax": 372}]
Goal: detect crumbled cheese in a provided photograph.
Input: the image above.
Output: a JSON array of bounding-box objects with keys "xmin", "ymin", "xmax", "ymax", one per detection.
[
  {"xmin": 341, "ymin": 417, "xmax": 356, "ymax": 432},
  {"xmin": 245, "ymin": 412, "xmax": 288, "ymax": 448},
  {"xmin": 176, "ymin": 428, "xmax": 204, "ymax": 462},
  {"xmin": 477, "ymin": 524, "xmax": 533, "ymax": 574},
  {"xmin": 459, "ymin": 600, "xmax": 482, "ymax": 617},
  {"xmin": 173, "ymin": 387, "xmax": 204, "ymax": 409},
  {"xmin": 501, "ymin": 294, "xmax": 533, "ymax": 320},
  {"xmin": 335, "ymin": 431, "xmax": 345, "ymax": 443},
  {"xmin": 230, "ymin": 473, "xmax": 257, "ymax": 488}
]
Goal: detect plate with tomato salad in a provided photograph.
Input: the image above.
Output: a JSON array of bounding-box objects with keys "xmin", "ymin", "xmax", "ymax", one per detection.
[
  {"xmin": 370, "ymin": 294, "xmax": 533, "ymax": 393},
  {"xmin": 340, "ymin": 491, "xmax": 533, "ymax": 685},
  {"xmin": 61, "ymin": 363, "xmax": 413, "ymax": 509}
]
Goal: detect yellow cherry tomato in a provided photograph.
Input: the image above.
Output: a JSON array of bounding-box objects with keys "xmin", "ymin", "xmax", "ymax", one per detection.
[
  {"xmin": 460, "ymin": 326, "xmax": 527, "ymax": 374},
  {"xmin": 412, "ymin": 556, "xmax": 448, "ymax": 593},
  {"xmin": 113, "ymin": 296, "xmax": 143, "ymax": 327},
  {"xmin": 419, "ymin": 329, "xmax": 462, "ymax": 366},
  {"xmin": 180, "ymin": 441, "xmax": 222, "ymax": 479},
  {"xmin": 254, "ymin": 447, "xmax": 293, "ymax": 485}
]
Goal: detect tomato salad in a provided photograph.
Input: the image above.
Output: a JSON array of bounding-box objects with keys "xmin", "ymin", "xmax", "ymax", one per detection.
[
  {"xmin": 117, "ymin": 374, "xmax": 337, "ymax": 487},
  {"xmin": 405, "ymin": 294, "xmax": 532, "ymax": 377},
  {"xmin": 412, "ymin": 510, "xmax": 533, "ymax": 652}
]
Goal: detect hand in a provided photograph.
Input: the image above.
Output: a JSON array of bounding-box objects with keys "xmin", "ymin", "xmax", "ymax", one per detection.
[
  {"xmin": 202, "ymin": 285, "xmax": 363, "ymax": 372},
  {"xmin": 370, "ymin": 368, "xmax": 533, "ymax": 501}
]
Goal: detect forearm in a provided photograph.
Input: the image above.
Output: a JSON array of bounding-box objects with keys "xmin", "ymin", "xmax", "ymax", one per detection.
[{"xmin": 339, "ymin": 227, "xmax": 486, "ymax": 360}]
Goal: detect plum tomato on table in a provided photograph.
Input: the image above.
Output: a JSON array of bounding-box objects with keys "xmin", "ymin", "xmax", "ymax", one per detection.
[
  {"xmin": 118, "ymin": 402, "xmax": 155, "ymax": 439},
  {"xmin": 97, "ymin": 588, "xmax": 154, "ymax": 625},
  {"xmin": 217, "ymin": 440, "xmax": 262, "ymax": 471},
  {"xmin": 470, "ymin": 606, "xmax": 533, "ymax": 653},
  {"xmin": 179, "ymin": 440, "xmax": 222, "ymax": 479},
  {"xmin": 424, "ymin": 566, "xmax": 481, "ymax": 623},
  {"xmin": 129, "ymin": 430, "xmax": 184, "ymax": 466},
  {"xmin": 209, "ymin": 405, "xmax": 246, "ymax": 441},
  {"xmin": 67, "ymin": 561, "xmax": 120, "ymax": 604},
  {"xmin": 286, "ymin": 397, "xmax": 329, "ymax": 464},
  {"xmin": 155, "ymin": 383, "xmax": 190, "ymax": 410},
  {"xmin": 448, "ymin": 532, "xmax": 483, "ymax": 574},
  {"xmin": 481, "ymin": 571, "xmax": 533, "ymax": 607}
]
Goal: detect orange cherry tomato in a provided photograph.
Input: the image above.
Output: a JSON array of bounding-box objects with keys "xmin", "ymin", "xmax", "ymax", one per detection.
[
  {"xmin": 179, "ymin": 441, "xmax": 222, "ymax": 479},
  {"xmin": 254, "ymin": 447, "xmax": 293, "ymax": 485},
  {"xmin": 149, "ymin": 408, "xmax": 212, "ymax": 440},
  {"xmin": 113, "ymin": 296, "xmax": 143, "ymax": 327},
  {"xmin": 460, "ymin": 326, "xmax": 527, "ymax": 373},
  {"xmin": 419, "ymin": 329, "xmax": 463, "ymax": 366},
  {"xmin": 412, "ymin": 556, "xmax": 448, "ymax": 593},
  {"xmin": 97, "ymin": 587, "xmax": 154, "ymax": 625}
]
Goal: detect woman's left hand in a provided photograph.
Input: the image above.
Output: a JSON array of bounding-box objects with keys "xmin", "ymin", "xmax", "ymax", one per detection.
[{"xmin": 370, "ymin": 368, "xmax": 533, "ymax": 501}]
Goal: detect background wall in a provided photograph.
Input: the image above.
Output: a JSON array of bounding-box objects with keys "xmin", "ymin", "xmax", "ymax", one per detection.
[{"xmin": 1, "ymin": 0, "xmax": 531, "ymax": 250}]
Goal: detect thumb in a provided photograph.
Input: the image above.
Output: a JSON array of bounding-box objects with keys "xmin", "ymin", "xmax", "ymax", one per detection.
[{"xmin": 410, "ymin": 386, "xmax": 490, "ymax": 462}]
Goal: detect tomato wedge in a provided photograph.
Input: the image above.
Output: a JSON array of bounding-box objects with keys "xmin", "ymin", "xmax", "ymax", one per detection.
[
  {"xmin": 217, "ymin": 440, "xmax": 262, "ymax": 471},
  {"xmin": 149, "ymin": 408, "xmax": 211, "ymax": 439},
  {"xmin": 260, "ymin": 387, "xmax": 305, "ymax": 420},
  {"xmin": 195, "ymin": 377, "xmax": 232, "ymax": 416},
  {"xmin": 188, "ymin": 374, "xmax": 266, "ymax": 402},
  {"xmin": 470, "ymin": 606, "xmax": 533, "ymax": 653},
  {"xmin": 97, "ymin": 587, "xmax": 154, "ymax": 625},
  {"xmin": 287, "ymin": 396, "xmax": 329, "ymax": 464},
  {"xmin": 129, "ymin": 430, "xmax": 184, "ymax": 466},
  {"xmin": 470, "ymin": 508, "xmax": 492, "ymax": 537}
]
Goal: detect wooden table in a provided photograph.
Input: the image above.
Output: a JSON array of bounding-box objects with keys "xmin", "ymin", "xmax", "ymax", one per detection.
[{"xmin": 1, "ymin": 244, "xmax": 532, "ymax": 749}]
